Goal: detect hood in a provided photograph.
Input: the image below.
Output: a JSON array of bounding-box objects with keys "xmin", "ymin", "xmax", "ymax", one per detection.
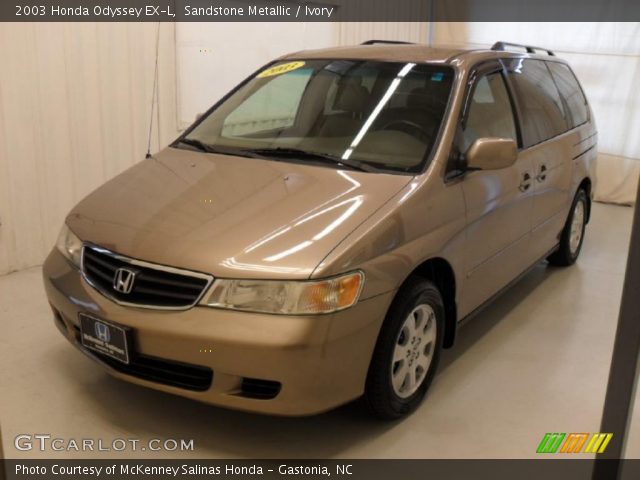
[{"xmin": 67, "ymin": 148, "xmax": 411, "ymax": 279}]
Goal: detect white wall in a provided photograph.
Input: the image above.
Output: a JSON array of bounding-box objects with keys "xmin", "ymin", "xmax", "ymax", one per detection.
[
  {"xmin": 434, "ymin": 22, "xmax": 640, "ymax": 205},
  {"xmin": 0, "ymin": 23, "xmax": 179, "ymax": 275}
]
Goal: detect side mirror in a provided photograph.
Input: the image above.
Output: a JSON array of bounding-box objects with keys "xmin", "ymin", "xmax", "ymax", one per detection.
[{"xmin": 466, "ymin": 138, "xmax": 517, "ymax": 171}]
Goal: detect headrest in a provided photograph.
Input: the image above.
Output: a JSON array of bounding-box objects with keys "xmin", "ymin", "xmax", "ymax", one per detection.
[
  {"xmin": 333, "ymin": 77, "xmax": 369, "ymax": 114},
  {"xmin": 407, "ymin": 85, "xmax": 448, "ymax": 110}
]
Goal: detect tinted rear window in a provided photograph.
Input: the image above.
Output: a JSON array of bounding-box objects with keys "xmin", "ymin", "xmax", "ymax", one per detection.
[
  {"xmin": 502, "ymin": 59, "xmax": 568, "ymax": 148},
  {"xmin": 547, "ymin": 62, "xmax": 589, "ymax": 128}
]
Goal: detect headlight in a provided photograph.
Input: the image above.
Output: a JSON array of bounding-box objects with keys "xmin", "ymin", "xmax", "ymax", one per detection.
[
  {"xmin": 201, "ymin": 271, "xmax": 364, "ymax": 315},
  {"xmin": 56, "ymin": 223, "xmax": 82, "ymax": 267}
]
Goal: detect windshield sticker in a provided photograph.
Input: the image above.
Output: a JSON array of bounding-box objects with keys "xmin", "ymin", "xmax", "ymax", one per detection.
[
  {"xmin": 257, "ymin": 61, "xmax": 306, "ymax": 78},
  {"xmin": 431, "ymin": 72, "xmax": 444, "ymax": 82}
]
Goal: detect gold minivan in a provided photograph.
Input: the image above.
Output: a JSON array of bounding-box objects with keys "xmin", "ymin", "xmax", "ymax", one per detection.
[{"xmin": 44, "ymin": 41, "xmax": 596, "ymax": 419}]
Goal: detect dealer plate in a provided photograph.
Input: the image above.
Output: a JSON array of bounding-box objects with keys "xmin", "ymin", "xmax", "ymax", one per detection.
[{"xmin": 79, "ymin": 314, "xmax": 130, "ymax": 364}]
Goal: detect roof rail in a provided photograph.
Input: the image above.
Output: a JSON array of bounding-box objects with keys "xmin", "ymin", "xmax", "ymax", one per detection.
[
  {"xmin": 491, "ymin": 41, "xmax": 555, "ymax": 56},
  {"xmin": 361, "ymin": 40, "xmax": 415, "ymax": 46}
]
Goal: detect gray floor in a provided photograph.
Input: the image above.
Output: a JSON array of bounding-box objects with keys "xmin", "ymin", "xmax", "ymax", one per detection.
[{"xmin": 1, "ymin": 203, "xmax": 638, "ymax": 459}]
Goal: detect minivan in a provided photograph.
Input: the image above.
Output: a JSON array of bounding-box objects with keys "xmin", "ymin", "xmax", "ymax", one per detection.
[{"xmin": 44, "ymin": 41, "xmax": 596, "ymax": 419}]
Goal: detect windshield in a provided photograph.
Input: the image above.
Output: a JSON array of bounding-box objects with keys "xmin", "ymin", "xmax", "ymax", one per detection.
[{"xmin": 178, "ymin": 59, "xmax": 454, "ymax": 173}]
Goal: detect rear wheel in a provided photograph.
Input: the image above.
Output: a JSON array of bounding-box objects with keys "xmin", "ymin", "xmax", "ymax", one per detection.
[
  {"xmin": 365, "ymin": 277, "xmax": 444, "ymax": 420},
  {"xmin": 548, "ymin": 188, "xmax": 588, "ymax": 266}
]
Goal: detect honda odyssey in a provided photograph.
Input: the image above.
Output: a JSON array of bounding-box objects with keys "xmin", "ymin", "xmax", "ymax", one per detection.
[{"xmin": 43, "ymin": 41, "xmax": 596, "ymax": 419}]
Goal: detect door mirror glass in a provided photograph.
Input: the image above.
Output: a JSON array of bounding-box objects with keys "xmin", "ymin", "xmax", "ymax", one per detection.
[{"xmin": 466, "ymin": 137, "xmax": 517, "ymax": 170}]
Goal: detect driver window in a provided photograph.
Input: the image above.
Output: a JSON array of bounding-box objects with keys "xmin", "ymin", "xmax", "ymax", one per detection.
[{"xmin": 460, "ymin": 72, "xmax": 517, "ymax": 152}]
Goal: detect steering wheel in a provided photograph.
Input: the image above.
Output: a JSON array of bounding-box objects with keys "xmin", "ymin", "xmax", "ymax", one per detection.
[{"xmin": 379, "ymin": 119, "xmax": 431, "ymax": 143}]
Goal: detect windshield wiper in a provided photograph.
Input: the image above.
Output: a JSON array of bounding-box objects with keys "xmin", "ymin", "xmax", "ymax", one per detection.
[
  {"xmin": 175, "ymin": 141, "xmax": 379, "ymax": 172},
  {"xmin": 174, "ymin": 139, "xmax": 267, "ymax": 159},
  {"xmin": 174, "ymin": 138, "xmax": 221, "ymax": 153},
  {"xmin": 241, "ymin": 147, "xmax": 378, "ymax": 173}
]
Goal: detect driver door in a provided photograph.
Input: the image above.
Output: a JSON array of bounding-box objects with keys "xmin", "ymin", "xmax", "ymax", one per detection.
[{"xmin": 455, "ymin": 63, "xmax": 535, "ymax": 316}]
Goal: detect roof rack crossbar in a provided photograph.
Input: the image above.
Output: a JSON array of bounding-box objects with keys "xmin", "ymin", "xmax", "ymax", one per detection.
[
  {"xmin": 491, "ymin": 41, "xmax": 555, "ymax": 56},
  {"xmin": 361, "ymin": 40, "xmax": 415, "ymax": 46}
]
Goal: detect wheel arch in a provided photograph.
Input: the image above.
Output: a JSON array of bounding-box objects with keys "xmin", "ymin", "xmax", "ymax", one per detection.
[{"xmin": 408, "ymin": 257, "xmax": 457, "ymax": 349}]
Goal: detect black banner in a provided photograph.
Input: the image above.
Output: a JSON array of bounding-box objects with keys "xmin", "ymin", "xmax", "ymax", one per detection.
[
  {"xmin": 3, "ymin": 460, "xmax": 640, "ymax": 480},
  {"xmin": 3, "ymin": 0, "xmax": 640, "ymax": 22}
]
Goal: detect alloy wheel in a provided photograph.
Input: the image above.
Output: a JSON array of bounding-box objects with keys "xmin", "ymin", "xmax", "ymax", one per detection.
[
  {"xmin": 569, "ymin": 199, "xmax": 585, "ymax": 255},
  {"xmin": 391, "ymin": 304, "xmax": 437, "ymax": 398}
]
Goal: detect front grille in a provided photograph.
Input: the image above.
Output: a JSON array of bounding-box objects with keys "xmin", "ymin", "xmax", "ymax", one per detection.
[
  {"xmin": 72, "ymin": 326, "xmax": 213, "ymax": 391},
  {"xmin": 82, "ymin": 246, "xmax": 212, "ymax": 309}
]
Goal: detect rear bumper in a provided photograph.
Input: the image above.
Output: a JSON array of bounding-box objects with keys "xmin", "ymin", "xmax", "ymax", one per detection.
[{"xmin": 43, "ymin": 249, "xmax": 393, "ymax": 416}]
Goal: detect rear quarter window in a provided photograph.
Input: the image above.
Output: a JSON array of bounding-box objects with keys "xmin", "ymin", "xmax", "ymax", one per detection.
[{"xmin": 502, "ymin": 59, "xmax": 569, "ymax": 148}]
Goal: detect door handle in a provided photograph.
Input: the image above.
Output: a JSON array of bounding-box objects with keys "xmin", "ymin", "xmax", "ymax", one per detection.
[
  {"xmin": 536, "ymin": 164, "xmax": 547, "ymax": 182},
  {"xmin": 519, "ymin": 172, "xmax": 532, "ymax": 192}
]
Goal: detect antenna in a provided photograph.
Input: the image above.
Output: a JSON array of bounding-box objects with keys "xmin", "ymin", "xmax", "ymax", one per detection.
[{"xmin": 146, "ymin": 22, "xmax": 161, "ymax": 159}]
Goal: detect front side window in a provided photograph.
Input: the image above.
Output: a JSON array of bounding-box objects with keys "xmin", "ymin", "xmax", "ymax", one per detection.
[
  {"xmin": 179, "ymin": 60, "xmax": 454, "ymax": 173},
  {"xmin": 459, "ymin": 72, "xmax": 517, "ymax": 152}
]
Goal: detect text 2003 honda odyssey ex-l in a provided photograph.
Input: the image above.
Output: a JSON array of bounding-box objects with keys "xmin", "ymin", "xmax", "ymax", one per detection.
[{"xmin": 44, "ymin": 41, "xmax": 596, "ymax": 419}]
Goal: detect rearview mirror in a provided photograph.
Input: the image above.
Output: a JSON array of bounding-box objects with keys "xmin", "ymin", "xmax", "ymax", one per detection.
[{"xmin": 466, "ymin": 138, "xmax": 517, "ymax": 171}]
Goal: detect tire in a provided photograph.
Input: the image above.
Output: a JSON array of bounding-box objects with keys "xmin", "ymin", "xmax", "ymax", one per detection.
[
  {"xmin": 365, "ymin": 276, "xmax": 444, "ymax": 420},
  {"xmin": 548, "ymin": 188, "xmax": 588, "ymax": 266}
]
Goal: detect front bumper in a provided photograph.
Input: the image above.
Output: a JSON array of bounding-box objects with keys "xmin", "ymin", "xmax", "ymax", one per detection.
[{"xmin": 43, "ymin": 249, "xmax": 394, "ymax": 416}]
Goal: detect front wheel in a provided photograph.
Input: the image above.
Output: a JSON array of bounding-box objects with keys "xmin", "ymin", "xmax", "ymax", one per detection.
[
  {"xmin": 365, "ymin": 277, "xmax": 444, "ymax": 420},
  {"xmin": 548, "ymin": 188, "xmax": 588, "ymax": 266}
]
